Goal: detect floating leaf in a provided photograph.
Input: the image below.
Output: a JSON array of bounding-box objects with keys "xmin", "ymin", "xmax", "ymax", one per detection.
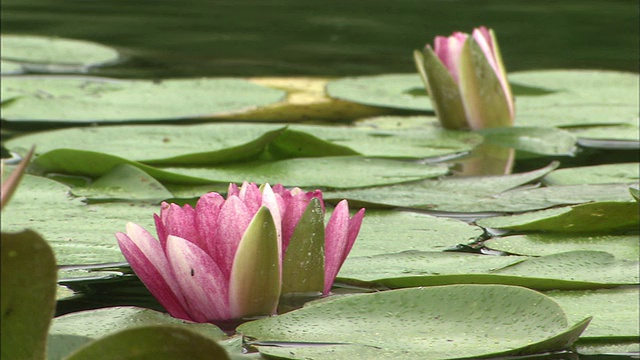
[
  {"xmin": 1, "ymin": 35, "xmax": 120, "ymax": 73},
  {"xmin": 477, "ymin": 201, "xmax": 639, "ymax": 233},
  {"xmin": 281, "ymin": 123, "xmax": 482, "ymax": 159},
  {"xmin": 337, "ymin": 251, "xmax": 638, "ymax": 290},
  {"xmin": 1, "ymin": 230, "xmax": 57, "ymax": 360},
  {"xmin": 50, "ymin": 306, "xmax": 226, "ymax": 340},
  {"xmin": 6, "ymin": 123, "xmax": 287, "ymax": 166},
  {"xmin": 571, "ymin": 124, "xmax": 640, "ymax": 150},
  {"xmin": 71, "ymin": 164, "xmax": 173, "ymax": 201},
  {"xmin": 32, "ymin": 149, "xmax": 449, "ymax": 189},
  {"xmin": 326, "ymin": 162, "xmax": 559, "ymax": 211},
  {"xmin": 1, "ymin": 175, "xmax": 156, "ymax": 265},
  {"xmin": 1, "ymin": 59, "xmax": 23, "ymax": 75},
  {"xmin": 575, "ymin": 339, "xmax": 640, "ymax": 356},
  {"xmin": 542, "ymin": 163, "xmax": 639, "ymax": 185},
  {"xmin": 1, "ymin": 76, "xmax": 286, "ymax": 123},
  {"xmin": 238, "ymin": 285, "xmax": 590, "ymax": 359},
  {"xmin": 349, "ymin": 210, "xmax": 483, "ymax": 256},
  {"xmin": 64, "ymin": 325, "xmax": 230, "ymax": 360},
  {"xmin": 478, "ymin": 126, "xmax": 577, "ymax": 156},
  {"xmin": 326, "ymin": 74, "xmax": 431, "ymax": 111},
  {"xmin": 484, "ymin": 234, "xmax": 639, "ymax": 261},
  {"xmin": 546, "ymin": 288, "xmax": 639, "ymax": 339},
  {"xmin": 509, "ymin": 70, "xmax": 639, "ymax": 127},
  {"xmin": 161, "ymin": 156, "xmax": 449, "ymax": 189}
]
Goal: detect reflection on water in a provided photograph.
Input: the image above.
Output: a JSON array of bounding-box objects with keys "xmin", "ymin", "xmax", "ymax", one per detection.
[{"xmin": 1, "ymin": 0, "xmax": 637, "ymax": 78}]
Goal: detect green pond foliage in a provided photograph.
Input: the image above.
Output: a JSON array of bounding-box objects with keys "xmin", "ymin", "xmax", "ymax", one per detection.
[{"xmin": 1, "ymin": 33, "xmax": 638, "ymax": 360}]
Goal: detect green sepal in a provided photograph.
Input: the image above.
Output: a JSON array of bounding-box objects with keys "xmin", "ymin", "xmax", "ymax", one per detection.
[
  {"xmin": 458, "ymin": 37, "xmax": 513, "ymax": 129},
  {"xmin": 281, "ymin": 197, "xmax": 325, "ymax": 294},
  {"xmin": 1, "ymin": 229, "xmax": 57, "ymax": 360},
  {"xmin": 229, "ymin": 206, "xmax": 281, "ymax": 318},
  {"xmin": 413, "ymin": 49, "xmax": 468, "ymax": 130}
]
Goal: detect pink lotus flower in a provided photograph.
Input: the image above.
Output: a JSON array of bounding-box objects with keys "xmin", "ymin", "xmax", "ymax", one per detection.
[
  {"xmin": 414, "ymin": 26, "xmax": 514, "ymax": 130},
  {"xmin": 116, "ymin": 182, "xmax": 364, "ymax": 323}
]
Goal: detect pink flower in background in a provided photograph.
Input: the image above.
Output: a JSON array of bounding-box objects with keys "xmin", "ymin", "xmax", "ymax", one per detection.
[
  {"xmin": 414, "ymin": 26, "xmax": 514, "ymax": 130},
  {"xmin": 116, "ymin": 182, "xmax": 364, "ymax": 323}
]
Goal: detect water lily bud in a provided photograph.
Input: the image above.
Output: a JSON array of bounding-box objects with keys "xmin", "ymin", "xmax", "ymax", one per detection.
[{"xmin": 414, "ymin": 26, "xmax": 514, "ymax": 130}]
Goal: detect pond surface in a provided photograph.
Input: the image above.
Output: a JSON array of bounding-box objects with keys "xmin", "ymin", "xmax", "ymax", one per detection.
[
  {"xmin": 2, "ymin": 0, "xmax": 638, "ymax": 78},
  {"xmin": 2, "ymin": 1, "xmax": 638, "ymax": 359}
]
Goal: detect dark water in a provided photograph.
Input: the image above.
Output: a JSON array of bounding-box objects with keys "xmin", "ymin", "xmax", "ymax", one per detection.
[{"xmin": 1, "ymin": 0, "xmax": 638, "ymax": 78}]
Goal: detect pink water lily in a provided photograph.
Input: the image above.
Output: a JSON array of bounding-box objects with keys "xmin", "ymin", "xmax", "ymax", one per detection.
[
  {"xmin": 116, "ymin": 182, "xmax": 364, "ymax": 323},
  {"xmin": 414, "ymin": 26, "xmax": 514, "ymax": 130}
]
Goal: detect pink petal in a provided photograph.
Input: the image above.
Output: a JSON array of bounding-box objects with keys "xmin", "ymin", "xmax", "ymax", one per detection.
[
  {"xmin": 239, "ymin": 182, "xmax": 263, "ymax": 215},
  {"xmin": 116, "ymin": 223, "xmax": 192, "ymax": 321},
  {"xmin": 160, "ymin": 202, "xmax": 203, "ymax": 250},
  {"xmin": 344, "ymin": 207, "xmax": 365, "ymax": 263},
  {"xmin": 165, "ymin": 235, "xmax": 232, "ymax": 322},
  {"xmin": 433, "ymin": 32, "xmax": 468, "ymax": 83},
  {"xmin": 154, "ymin": 213, "xmax": 167, "ymax": 249},
  {"xmin": 211, "ymin": 196, "xmax": 254, "ymax": 278},
  {"xmin": 195, "ymin": 192, "xmax": 225, "ymax": 259},
  {"xmin": 227, "ymin": 182, "xmax": 240, "ymax": 197},
  {"xmin": 281, "ymin": 194, "xmax": 309, "ymax": 251},
  {"xmin": 323, "ymin": 200, "xmax": 350, "ymax": 294},
  {"xmin": 323, "ymin": 201, "xmax": 365, "ymax": 294}
]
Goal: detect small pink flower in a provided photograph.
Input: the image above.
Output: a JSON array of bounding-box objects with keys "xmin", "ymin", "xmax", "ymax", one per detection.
[{"xmin": 116, "ymin": 182, "xmax": 364, "ymax": 322}]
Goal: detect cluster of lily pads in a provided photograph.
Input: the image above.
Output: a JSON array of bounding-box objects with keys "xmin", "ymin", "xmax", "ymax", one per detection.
[{"xmin": 1, "ymin": 34, "xmax": 639, "ymax": 359}]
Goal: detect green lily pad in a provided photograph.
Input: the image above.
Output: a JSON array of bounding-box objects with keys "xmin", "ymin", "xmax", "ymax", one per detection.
[
  {"xmin": 476, "ymin": 201, "xmax": 639, "ymax": 233},
  {"xmin": 0, "ymin": 174, "xmax": 156, "ymax": 265},
  {"xmin": 546, "ymin": 288, "xmax": 639, "ymax": 339},
  {"xmin": 337, "ymin": 251, "xmax": 638, "ymax": 290},
  {"xmin": 238, "ymin": 285, "xmax": 590, "ymax": 359},
  {"xmin": 355, "ymin": 115, "xmax": 441, "ymax": 130},
  {"xmin": 162, "ymin": 156, "xmax": 449, "ymax": 189},
  {"xmin": 33, "ymin": 148, "xmax": 449, "ymax": 188},
  {"xmin": 63, "ymin": 325, "xmax": 230, "ymax": 360},
  {"xmin": 50, "ymin": 306, "xmax": 226, "ymax": 340},
  {"xmin": 478, "ymin": 126, "xmax": 577, "ymax": 156},
  {"xmin": 281, "ymin": 123, "xmax": 483, "ymax": 159},
  {"xmin": 1, "ymin": 35, "xmax": 120, "ymax": 72},
  {"xmin": 494, "ymin": 251, "xmax": 639, "ymax": 286},
  {"xmin": 542, "ymin": 163, "xmax": 639, "ymax": 185},
  {"xmin": 509, "ymin": 70, "xmax": 639, "ymax": 127},
  {"xmin": 1, "ymin": 59, "xmax": 24, "ymax": 75},
  {"xmin": 571, "ymin": 124, "xmax": 640, "ymax": 150},
  {"xmin": 1, "ymin": 76, "xmax": 286, "ymax": 123},
  {"xmin": 333, "ymin": 179, "xmax": 634, "ymax": 212},
  {"xmin": 571, "ymin": 124, "xmax": 640, "ymax": 141},
  {"xmin": 1, "ymin": 230, "xmax": 57, "ymax": 360},
  {"xmin": 325, "ymin": 74, "xmax": 431, "ymax": 111},
  {"xmin": 6, "ymin": 123, "xmax": 287, "ymax": 166},
  {"xmin": 326, "ymin": 162, "xmax": 562, "ymax": 212},
  {"xmin": 71, "ymin": 164, "xmax": 173, "ymax": 201},
  {"xmin": 484, "ymin": 234, "xmax": 639, "ymax": 261},
  {"xmin": 350, "ymin": 210, "xmax": 483, "ymax": 256},
  {"xmin": 575, "ymin": 339, "xmax": 640, "ymax": 356}
]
